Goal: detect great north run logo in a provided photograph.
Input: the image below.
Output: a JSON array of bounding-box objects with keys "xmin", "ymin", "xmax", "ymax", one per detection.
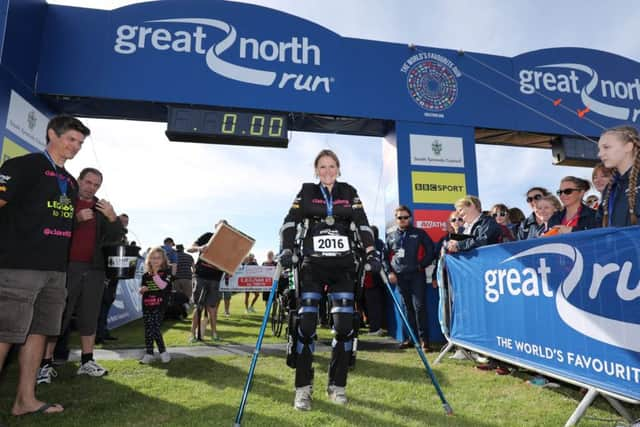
[
  {"xmin": 484, "ymin": 243, "xmax": 640, "ymax": 352},
  {"xmin": 519, "ymin": 63, "xmax": 640, "ymax": 122},
  {"xmin": 113, "ymin": 18, "xmax": 333, "ymax": 93},
  {"xmin": 401, "ymin": 52, "xmax": 461, "ymax": 116}
]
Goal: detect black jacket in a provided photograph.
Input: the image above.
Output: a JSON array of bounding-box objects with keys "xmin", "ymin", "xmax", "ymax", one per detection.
[
  {"xmin": 550, "ymin": 203, "xmax": 599, "ymax": 232},
  {"xmin": 457, "ymin": 214, "xmax": 502, "ymax": 251},
  {"xmin": 598, "ymin": 169, "xmax": 640, "ymax": 227},
  {"xmin": 84, "ymin": 197, "xmax": 126, "ymax": 270},
  {"xmin": 386, "ymin": 225, "xmax": 434, "ymax": 275},
  {"xmin": 280, "ymin": 182, "xmax": 375, "ymax": 261},
  {"xmin": 516, "ymin": 213, "xmax": 538, "ymax": 240}
]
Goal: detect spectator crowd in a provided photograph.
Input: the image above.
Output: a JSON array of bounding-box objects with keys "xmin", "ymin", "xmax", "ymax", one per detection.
[{"xmin": 1, "ymin": 114, "xmax": 637, "ymax": 416}]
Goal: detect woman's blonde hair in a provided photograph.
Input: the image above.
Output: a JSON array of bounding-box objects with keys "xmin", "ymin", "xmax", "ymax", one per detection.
[
  {"xmin": 144, "ymin": 246, "xmax": 169, "ymax": 273},
  {"xmin": 592, "ymin": 162, "xmax": 612, "ymax": 181},
  {"xmin": 537, "ymin": 195, "xmax": 562, "ymax": 212},
  {"xmin": 600, "ymin": 125, "xmax": 640, "ymax": 226},
  {"xmin": 454, "ymin": 195, "xmax": 481, "ymax": 211}
]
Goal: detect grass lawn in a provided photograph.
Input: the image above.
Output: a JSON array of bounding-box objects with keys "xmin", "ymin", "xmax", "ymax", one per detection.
[
  {"xmin": 89, "ymin": 296, "xmax": 336, "ymax": 348},
  {"xmin": 1, "ymin": 299, "xmax": 638, "ymax": 426}
]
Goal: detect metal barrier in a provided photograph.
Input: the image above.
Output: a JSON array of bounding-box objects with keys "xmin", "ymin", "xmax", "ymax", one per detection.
[{"xmin": 433, "ymin": 227, "xmax": 640, "ymax": 426}]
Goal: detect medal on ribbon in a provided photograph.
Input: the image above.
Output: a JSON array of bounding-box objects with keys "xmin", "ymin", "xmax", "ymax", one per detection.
[
  {"xmin": 43, "ymin": 150, "xmax": 70, "ymax": 204},
  {"xmin": 320, "ymin": 184, "xmax": 335, "ymax": 226},
  {"xmin": 59, "ymin": 194, "xmax": 72, "ymax": 205}
]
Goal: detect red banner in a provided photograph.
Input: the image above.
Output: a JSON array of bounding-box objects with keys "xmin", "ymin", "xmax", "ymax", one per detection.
[{"xmin": 413, "ymin": 209, "xmax": 453, "ymax": 242}]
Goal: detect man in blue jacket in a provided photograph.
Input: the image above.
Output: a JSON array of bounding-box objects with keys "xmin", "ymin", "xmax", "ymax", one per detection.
[{"xmin": 386, "ymin": 205, "xmax": 435, "ymax": 350}]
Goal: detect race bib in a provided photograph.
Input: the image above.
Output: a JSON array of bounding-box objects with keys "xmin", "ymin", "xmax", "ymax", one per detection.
[{"xmin": 312, "ymin": 235, "xmax": 350, "ymax": 253}]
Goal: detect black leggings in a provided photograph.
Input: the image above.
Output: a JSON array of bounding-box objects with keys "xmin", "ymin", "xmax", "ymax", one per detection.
[
  {"xmin": 295, "ymin": 261, "xmax": 355, "ymax": 388},
  {"xmin": 143, "ymin": 308, "xmax": 166, "ymax": 354}
]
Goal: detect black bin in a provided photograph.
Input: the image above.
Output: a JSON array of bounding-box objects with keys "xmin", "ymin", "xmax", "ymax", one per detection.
[{"xmin": 103, "ymin": 245, "xmax": 140, "ymax": 280}]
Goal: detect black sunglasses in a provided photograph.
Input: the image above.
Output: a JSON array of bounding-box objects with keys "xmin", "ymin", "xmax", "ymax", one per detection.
[
  {"xmin": 556, "ymin": 188, "xmax": 581, "ymax": 196},
  {"xmin": 396, "ymin": 216, "xmax": 410, "ymax": 220},
  {"xmin": 492, "ymin": 211, "xmax": 507, "ymax": 218},
  {"xmin": 526, "ymin": 194, "xmax": 543, "ymax": 203},
  {"xmin": 450, "ymin": 217, "xmax": 464, "ymax": 223}
]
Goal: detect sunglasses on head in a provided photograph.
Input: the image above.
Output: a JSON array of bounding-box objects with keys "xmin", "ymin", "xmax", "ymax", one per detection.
[
  {"xmin": 396, "ymin": 215, "xmax": 410, "ymax": 220},
  {"xmin": 526, "ymin": 194, "xmax": 543, "ymax": 203},
  {"xmin": 492, "ymin": 211, "xmax": 507, "ymax": 218},
  {"xmin": 450, "ymin": 217, "xmax": 464, "ymax": 223},
  {"xmin": 556, "ymin": 188, "xmax": 580, "ymax": 196}
]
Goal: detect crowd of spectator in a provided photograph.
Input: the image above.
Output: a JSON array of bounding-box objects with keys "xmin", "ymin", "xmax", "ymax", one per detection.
[{"xmin": 1, "ymin": 114, "xmax": 637, "ymax": 416}]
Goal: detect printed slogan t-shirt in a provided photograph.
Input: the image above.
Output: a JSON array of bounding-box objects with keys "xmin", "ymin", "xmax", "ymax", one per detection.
[{"xmin": 0, "ymin": 153, "xmax": 78, "ymax": 271}]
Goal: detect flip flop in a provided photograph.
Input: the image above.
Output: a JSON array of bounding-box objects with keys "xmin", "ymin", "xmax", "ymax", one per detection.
[{"xmin": 15, "ymin": 402, "xmax": 64, "ymax": 416}]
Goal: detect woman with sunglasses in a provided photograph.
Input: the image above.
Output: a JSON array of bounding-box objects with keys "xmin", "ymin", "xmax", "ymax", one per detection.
[
  {"xmin": 598, "ymin": 125, "xmax": 640, "ymax": 227},
  {"xmin": 516, "ymin": 187, "xmax": 551, "ymax": 240},
  {"xmin": 489, "ymin": 203, "xmax": 515, "ymax": 242},
  {"xmin": 548, "ymin": 176, "xmax": 599, "ymax": 234}
]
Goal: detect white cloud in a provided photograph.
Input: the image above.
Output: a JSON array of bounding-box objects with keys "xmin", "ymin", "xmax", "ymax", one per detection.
[{"xmin": 67, "ymin": 118, "xmax": 385, "ymax": 257}]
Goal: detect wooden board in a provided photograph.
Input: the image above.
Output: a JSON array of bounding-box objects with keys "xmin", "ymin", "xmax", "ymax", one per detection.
[{"xmin": 200, "ymin": 222, "xmax": 256, "ymax": 275}]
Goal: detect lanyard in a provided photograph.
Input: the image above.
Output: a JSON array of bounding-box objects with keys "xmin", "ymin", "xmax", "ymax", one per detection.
[
  {"xmin": 399, "ymin": 230, "xmax": 407, "ymax": 248},
  {"xmin": 607, "ymin": 182, "xmax": 617, "ymax": 227},
  {"xmin": 42, "ymin": 150, "xmax": 68, "ymax": 197},
  {"xmin": 319, "ymin": 185, "xmax": 333, "ymax": 218},
  {"xmin": 562, "ymin": 205, "xmax": 582, "ymax": 228}
]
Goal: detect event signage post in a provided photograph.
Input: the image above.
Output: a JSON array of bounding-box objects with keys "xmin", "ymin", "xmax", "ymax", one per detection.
[{"xmin": 224, "ymin": 265, "xmax": 276, "ymax": 293}]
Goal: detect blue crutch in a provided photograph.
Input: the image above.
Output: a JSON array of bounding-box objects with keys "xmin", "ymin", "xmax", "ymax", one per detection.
[
  {"xmin": 379, "ymin": 266, "xmax": 454, "ymax": 416},
  {"xmin": 234, "ymin": 263, "xmax": 283, "ymax": 427}
]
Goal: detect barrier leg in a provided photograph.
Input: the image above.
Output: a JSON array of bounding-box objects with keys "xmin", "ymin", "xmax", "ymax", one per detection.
[
  {"xmin": 602, "ymin": 395, "xmax": 634, "ymax": 423},
  {"xmin": 380, "ymin": 270, "xmax": 453, "ymax": 416},
  {"xmin": 564, "ymin": 388, "xmax": 598, "ymax": 427},
  {"xmin": 234, "ymin": 265, "xmax": 282, "ymax": 427},
  {"xmin": 433, "ymin": 341, "xmax": 454, "ymax": 365}
]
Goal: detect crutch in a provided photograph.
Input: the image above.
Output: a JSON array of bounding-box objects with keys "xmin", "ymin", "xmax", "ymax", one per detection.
[
  {"xmin": 379, "ymin": 265, "xmax": 453, "ymax": 416},
  {"xmin": 234, "ymin": 263, "xmax": 283, "ymax": 427}
]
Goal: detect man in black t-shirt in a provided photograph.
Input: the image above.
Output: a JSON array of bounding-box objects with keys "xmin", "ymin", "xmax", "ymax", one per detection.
[
  {"xmin": 0, "ymin": 115, "xmax": 90, "ymax": 416},
  {"xmin": 187, "ymin": 220, "xmax": 226, "ymax": 342}
]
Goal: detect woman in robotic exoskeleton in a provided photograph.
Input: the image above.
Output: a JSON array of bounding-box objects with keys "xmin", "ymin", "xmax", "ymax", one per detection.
[{"xmin": 278, "ymin": 149, "xmax": 381, "ymax": 411}]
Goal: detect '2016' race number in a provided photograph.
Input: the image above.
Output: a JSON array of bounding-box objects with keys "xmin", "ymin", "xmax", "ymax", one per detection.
[{"xmin": 313, "ymin": 235, "xmax": 350, "ymax": 253}]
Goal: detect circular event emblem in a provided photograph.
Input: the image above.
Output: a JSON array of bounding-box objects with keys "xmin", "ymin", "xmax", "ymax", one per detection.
[{"xmin": 404, "ymin": 53, "xmax": 461, "ymax": 112}]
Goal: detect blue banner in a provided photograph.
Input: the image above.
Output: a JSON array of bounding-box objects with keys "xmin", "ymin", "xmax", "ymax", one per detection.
[
  {"xmin": 445, "ymin": 227, "xmax": 640, "ymax": 401},
  {"xmin": 107, "ymin": 259, "xmax": 144, "ymax": 330},
  {"xmin": 34, "ymin": 1, "xmax": 640, "ymax": 135}
]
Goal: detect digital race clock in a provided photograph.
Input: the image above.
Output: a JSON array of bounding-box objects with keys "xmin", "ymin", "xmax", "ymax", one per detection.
[{"xmin": 165, "ymin": 106, "xmax": 289, "ymax": 148}]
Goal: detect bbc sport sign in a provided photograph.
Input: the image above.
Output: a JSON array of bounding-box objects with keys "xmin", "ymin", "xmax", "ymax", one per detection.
[{"xmin": 444, "ymin": 227, "xmax": 640, "ymax": 401}]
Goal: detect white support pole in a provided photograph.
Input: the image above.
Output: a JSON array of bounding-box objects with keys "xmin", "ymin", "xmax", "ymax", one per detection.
[
  {"xmin": 433, "ymin": 341, "xmax": 454, "ymax": 365},
  {"xmin": 564, "ymin": 388, "xmax": 598, "ymax": 427},
  {"xmin": 602, "ymin": 394, "xmax": 634, "ymax": 424}
]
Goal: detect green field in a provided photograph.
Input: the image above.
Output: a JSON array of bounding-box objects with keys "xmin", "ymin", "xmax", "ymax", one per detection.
[{"xmin": 1, "ymin": 300, "xmax": 638, "ymax": 426}]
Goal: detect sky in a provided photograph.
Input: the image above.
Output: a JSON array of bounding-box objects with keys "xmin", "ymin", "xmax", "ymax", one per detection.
[{"xmin": 46, "ymin": 0, "xmax": 640, "ymax": 262}]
